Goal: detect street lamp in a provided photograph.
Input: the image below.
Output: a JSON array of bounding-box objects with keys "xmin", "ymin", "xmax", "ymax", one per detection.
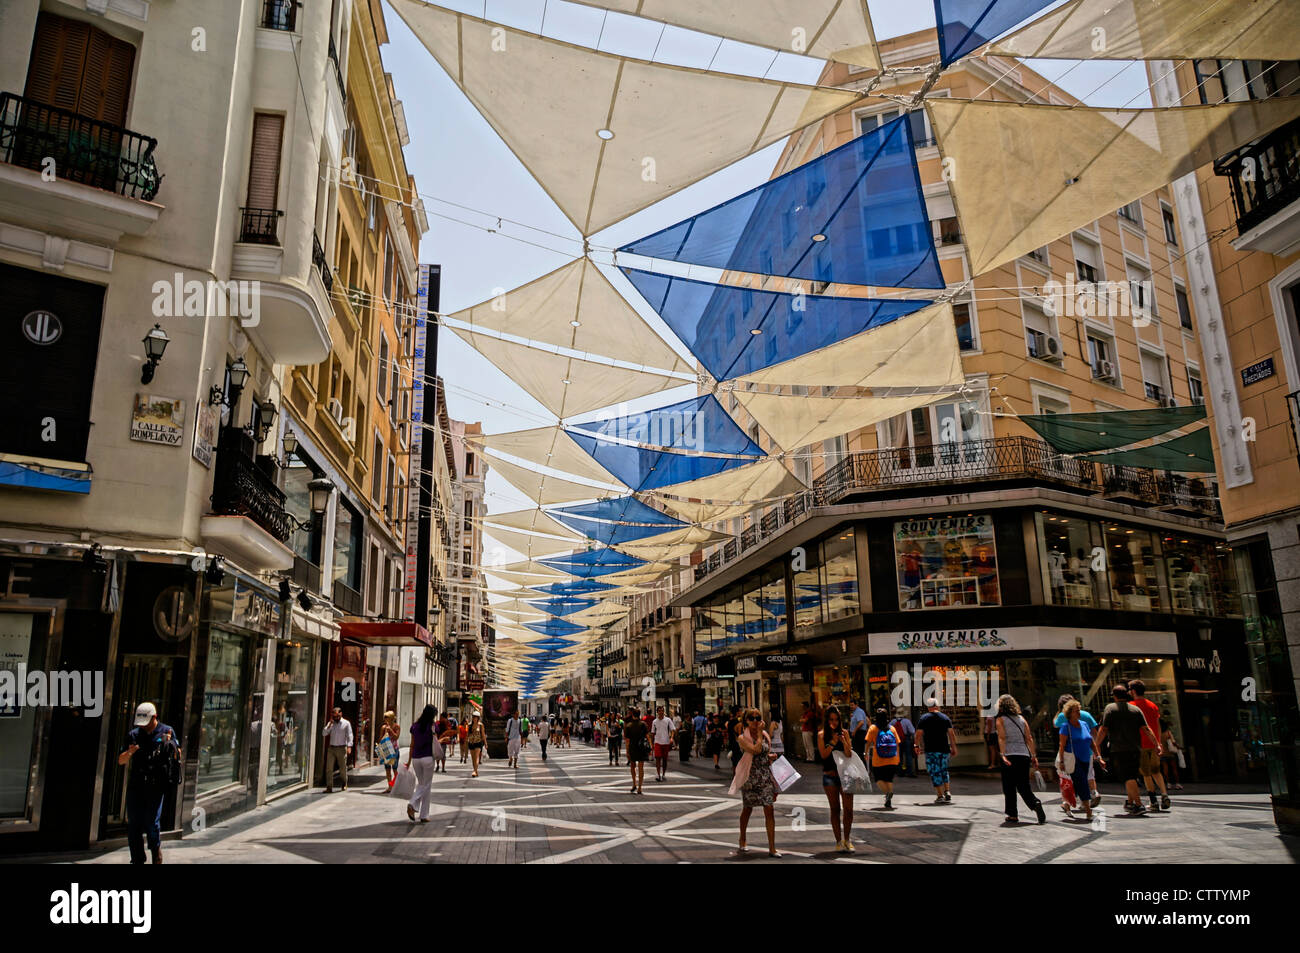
[
  {"xmin": 256, "ymin": 397, "xmax": 278, "ymax": 442},
  {"xmin": 282, "ymin": 428, "xmax": 298, "ymax": 461},
  {"xmin": 140, "ymin": 324, "xmax": 170, "ymax": 384},
  {"xmin": 307, "ymin": 476, "xmax": 333, "ymax": 514}
]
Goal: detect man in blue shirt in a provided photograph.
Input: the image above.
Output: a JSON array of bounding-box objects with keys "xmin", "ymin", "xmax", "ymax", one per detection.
[
  {"xmin": 692, "ymin": 711, "xmax": 707, "ymax": 756},
  {"xmin": 892, "ymin": 712, "xmax": 918, "ymax": 777},
  {"xmin": 848, "ymin": 701, "xmax": 868, "ymax": 760},
  {"xmin": 117, "ymin": 701, "xmax": 179, "ymax": 864}
]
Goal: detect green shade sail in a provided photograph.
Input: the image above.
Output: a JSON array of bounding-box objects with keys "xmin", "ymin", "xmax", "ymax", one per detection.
[
  {"xmin": 1084, "ymin": 428, "xmax": 1217, "ymax": 473},
  {"xmin": 1021, "ymin": 406, "xmax": 1207, "ymax": 453}
]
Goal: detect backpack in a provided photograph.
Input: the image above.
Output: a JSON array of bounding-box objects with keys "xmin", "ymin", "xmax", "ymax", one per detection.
[
  {"xmin": 874, "ymin": 727, "xmax": 899, "ymax": 759},
  {"xmin": 143, "ymin": 730, "xmax": 181, "ymax": 787}
]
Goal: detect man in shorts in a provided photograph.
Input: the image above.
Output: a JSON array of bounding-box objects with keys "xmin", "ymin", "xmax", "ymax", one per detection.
[
  {"xmin": 1096, "ymin": 685, "xmax": 1161, "ymax": 815},
  {"xmin": 1128, "ymin": 679, "xmax": 1170, "ymax": 812},
  {"xmin": 915, "ymin": 698, "xmax": 957, "ymax": 804},
  {"xmin": 651, "ymin": 706, "xmax": 675, "ymax": 782}
]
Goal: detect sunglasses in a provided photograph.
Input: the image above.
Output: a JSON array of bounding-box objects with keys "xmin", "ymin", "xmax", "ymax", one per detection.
[{"xmin": 746, "ymin": 715, "xmax": 762, "ymax": 722}]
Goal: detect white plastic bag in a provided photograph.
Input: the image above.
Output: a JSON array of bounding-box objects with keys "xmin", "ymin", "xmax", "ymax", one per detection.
[
  {"xmin": 833, "ymin": 750, "xmax": 871, "ymax": 794},
  {"xmin": 392, "ymin": 763, "xmax": 416, "ymax": 799},
  {"xmin": 1033, "ymin": 768, "xmax": 1047, "ymax": 792},
  {"xmin": 770, "ymin": 755, "xmax": 801, "ymax": 793}
]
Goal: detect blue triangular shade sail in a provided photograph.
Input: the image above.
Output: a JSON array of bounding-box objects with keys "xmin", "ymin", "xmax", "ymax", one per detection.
[
  {"xmin": 550, "ymin": 496, "xmax": 683, "ymax": 526},
  {"xmin": 525, "ymin": 597, "xmax": 599, "ymax": 617},
  {"xmin": 622, "ymin": 268, "xmax": 934, "ymax": 382},
  {"xmin": 530, "ymin": 580, "xmax": 617, "ymax": 597},
  {"xmin": 566, "ymin": 395, "xmax": 764, "ymax": 491},
  {"xmin": 617, "ymin": 117, "xmax": 943, "ymax": 290},
  {"xmin": 550, "ymin": 514, "xmax": 684, "ymax": 545},
  {"xmin": 523, "ymin": 619, "xmax": 586, "ymax": 637},
  {"xmin": 539, "ymin": 548, "xmax": 648, "ymax": 578},
  {"xmin": 935, "ymin": 0, "xmax": 1056, "ymax": 65}
]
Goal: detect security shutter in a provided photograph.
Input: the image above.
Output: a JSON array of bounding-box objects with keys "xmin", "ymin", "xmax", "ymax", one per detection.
[{"xmin": 246, "ymin": 113, "xmax": 284, "ymax": 210}]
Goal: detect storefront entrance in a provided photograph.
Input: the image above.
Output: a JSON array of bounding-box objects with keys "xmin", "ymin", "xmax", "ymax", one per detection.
[{"xmin": 103, "ymin": 653, "xmax": 186, "ymax": 831}]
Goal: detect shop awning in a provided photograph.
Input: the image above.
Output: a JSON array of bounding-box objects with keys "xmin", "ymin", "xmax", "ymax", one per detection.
[
  {"xmin": 339, "ymin": 621, "xmax": 432, "ymax": 647},
  {"xmin": 291, "ymin": 604, "xmax": 341, "ymax": 642}
]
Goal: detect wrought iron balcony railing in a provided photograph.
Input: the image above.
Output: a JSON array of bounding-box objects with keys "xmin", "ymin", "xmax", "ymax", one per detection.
[
  {"xmin": 1287, "ymin": 390, "xmax": 1300, "ymax": 467},
  {"xmin": 332, "ymin": 578, "xmax": 362, "ymax": 615},
  {"xmin": 210, "ymin": 431, "xmax": 294, "ymax": 542},
  {"xmin": 0, "ymin": 92, "xmax": 162, "ymax": 200},
  {"xmin": 292, "ymin": 554, "xmax": 321, "ymax": 593},
  {"xmin": 239, "ymin": 206, "xmax": 282, "ymax": 245},
  {"xmin": 328, "ymin": 35, "xmax": 346, "ymax": 102},
  {"xmin": 312, "ymin": 231, "xmax": 333, "ymax": 290},
  {"xmin": 261, "ymin": 0, "xmax": 297, "ymax": 31},
  {"xmin": 1215, "ymin": 116, "xmax": 1300, "ymax": 236}
]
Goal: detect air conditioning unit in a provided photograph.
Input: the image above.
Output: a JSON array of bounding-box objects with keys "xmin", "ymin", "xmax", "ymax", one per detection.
[
  {"xmin": 326, "ymin": 398, "xmax": 344, "ymax": 423},
  {"xmin": 1045, "ymin": 335, "xmax": 1063, "ymax": 360},
  {"xmin": 1161, "ymin": 396, "xmax": 1178, "ymax": 408},
  {"xmin": 1094, "ymin": 359, "xmax": 1116, "ymax": 381}
]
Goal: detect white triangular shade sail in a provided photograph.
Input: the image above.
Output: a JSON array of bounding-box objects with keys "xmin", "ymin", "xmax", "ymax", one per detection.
[
  {"xmin": 737, "ymin": 389, "xmax": 961, "ymax": 452},
  {"xmin": 449, "ymin": 259, "xmax": 689, "ymax": 374},
  {"xmin": 929, "ymin": 97, "xmax": 1300, "ymax": 275},
  {"xmin": 567, "ymin": 0, "xmax": 881, "ymax": 70},
  {"xmin": 493, "ymin": 561, "xmax": 569, "ymax": 579},
  {"xmin": 482, "ymin": 507, "xmax": 587, "ymax": 539},
  {"xmin": 481, "ymin": 525, "xmax": 581, "ymax": 559},
  {"xmin": 601, "ymin": 564, "xmax": 677, "ymax": 585},
  {"xmin": 647, "ymin": 459, "xmax": 806, "ymax": 522},
  {"xmin": 615, "ymin": 526, "xmax": 730, "ymax": 562},
  {"xmin": 388, "ymin": 0, "xmax": 861, "ymax": 234},
  {"xmin": 473, "ymin": 427, "xmax": 624, "ymax": 488},
  {"xmin": 486, "ymin": 606, "xmax": 550, "ymax": 623},
  {"xmin": 986, "ymin": 0, "xmax": 1300, "ymax": 62},
  {"xmin": 449, "ymin": 325, "xmax": 689, "ymax": 419},
  {"xmin": 568, "ymin": 603, "xmax": 633, "ymax": 626},
  {"xmin": 484, "ymin": 451, "xmax": 621, "ymax": 506}
]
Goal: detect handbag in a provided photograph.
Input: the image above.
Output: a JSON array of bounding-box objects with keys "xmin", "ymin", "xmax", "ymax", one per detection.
[
  {"xmin": 378, "ymin": 736, "xmax": 399, "ymax": 767},
  {"xmin": 392, "ymin": 763, "xmax": 416, "ymax": 799},
  {"xmin": 1059, "ymin": 775, "xmax": 1078, "ymax": 808},
  {"xmin": 833, "ymin": 750, "xmax": 871, "ymax": 794},
  {"xmin": 770, "ymin": 755, "xmax": 801, "ymax": 793}
]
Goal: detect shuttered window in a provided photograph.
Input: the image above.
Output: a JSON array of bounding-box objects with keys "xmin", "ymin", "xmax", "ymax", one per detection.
[
  {"xmin": 246, "ymin": 113, "xmax": 284, "ymax": 210},
  {"xmin": 25, "ymin": 11, "xmax": 135, "ymax": 125}
]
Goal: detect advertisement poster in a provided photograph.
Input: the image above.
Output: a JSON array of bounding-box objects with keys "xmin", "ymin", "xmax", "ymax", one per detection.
[
  {"xmin": 193, "ymin": 402, "xmax": 217, "ymax": 468},
  {"xmin": 894, "ymin": 514, "xmax": 1000, "ymax": 610},
  {"xmin": 482, "ymin": 689, "xmax": 517, "ymax": 760},
  {"xmin": 130, "ymin": 393, "xmax": 186, "ymax": 446}
]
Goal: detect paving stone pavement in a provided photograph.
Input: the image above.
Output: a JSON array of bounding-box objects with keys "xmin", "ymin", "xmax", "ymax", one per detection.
[{"xmin": 62, "ymin": 741, "xmax": 1300, "ymax": 864}]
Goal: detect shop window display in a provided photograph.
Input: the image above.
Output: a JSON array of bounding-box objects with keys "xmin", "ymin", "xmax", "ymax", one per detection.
[
  {"xmin": 1038, "ymin": 511, "xmax": 1106, "ymax": 607},
  {"xmin": 822, "ymin": 528, "xmax": 860, "ymax": 620},
  {"xmin": 197, "ymin": 628, "xmax": 250, "ymax": 797},
  {"xmin": 793, "ymin": 540, "xmax": 823, "ymax": 633},
  {"xmin": 266, "ymin": 639, "xmax": 317, "ymax": 793},
  {"xmin": 1161, "ymin": 535, "xmax": 1241, "ymax": 616},
  {"xmin": 1103, "ymin": 523, "xmax": 1161, "ymax": 612},
  {"xmin": 894, "ymin": 515, "xmax": 1000, "ymax": 610}
]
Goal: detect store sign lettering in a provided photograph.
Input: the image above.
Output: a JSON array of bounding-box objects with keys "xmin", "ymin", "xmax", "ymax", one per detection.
[
  {"xmin": 896, "ymin": 515, "xmax": 989, "ymax": 536},
  {"xmin": 895, "ymin": 629, "xmax": 1008, "ymax": 651},
  {"xmin": 21, "ymin": 310, "xmax": 61, "ymax": 345}
]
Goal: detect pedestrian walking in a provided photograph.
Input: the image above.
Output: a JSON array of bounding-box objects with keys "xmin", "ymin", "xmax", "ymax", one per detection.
[
  {"xmin": 706, "ymin": 714, "xmax": 723, "ymax": 769},
  {"xmin": 466, "ymin": 712, "xmax": 486, "ymax": 777},
  {"xmin": 677, "ymin": 713, "xmax": 693, "ymax": 762},
  {"xmin": 865, "ymin": 708, "xmax": 901, "ymax": 810},
  {"xmin": 995, "ymin": 694, "xmax": 1047, "ymax": 824},
  {"xmin": 380, "ymin": 711, "xmax": 401, "ymax": 789},
  {"xmin": 434, "ymin": 711, "xmax": 451, "ymax": 773},
  {"xmin": 607, "ymin": 711, "xmax": 623, "ymax": 765},
  {"xmin": 1160, "ymin": 719, "xmax": 1184, "ymax": 790},
  {"xmin": 117, "ymin": 702, "xmax": 180, "ymax": 864},
  {"xmin": 1052, "ymin": 694, "xmax": 1099, "ymax": 808},
  {"xmin": 692, "ymin": 711, "xmax": 707, "ymax": 756},
  {"xmin": 537, "ymin": 715, "xmax": 550, "ymax": 761},
  {"xmin": 405, "ymin": 705, "xmax": 439, "ymax": 823},
  {"xmin": 727, "ymin": 707, "xmax": 743, "ymax": 772},
  {"xmin": 1057, "ymin": 700, "xmax": 1104, "ymax": 823},
  {"xmin": 1129, "ymin": 679, "xmax": 1171, "ymax": 812},
  {"xmin": 506, "ymin": 709, "xmax": 522, "ymax": 768},
  {"xmin": 625, "ymin": 708, "xmax": 648, "ymax": 794},
  {"xmin": 768, "ymin": 711, "xmax": 784, "ymax": 759},
  {"xmin": 458, "ymin": 718, "xmax": 469, "ymax": 763},
  {"xmin": 1095, "ymin": 685, "xmax": 1162, "ymax": 816},
  {"xmin": 848, "ymin": 699, "xmax": 869, "ymax": 763},
  {"xmin": 892, "ymin": 711, "xmax": 917, "ymax": 777},
  {"xmin": 652, "ymin": 705, "xmax": 675, "ymax": 781},
  {"xmin": 983, "ymin": 713, "xmax": 1000, "ymax": 770},
  {"xmin": 521, "ymin": 714, "xmax": 531, "ymax": 749},
  {"xmin": 321, "ymin": 707, "xmax": 353, "ymax": 793},
  {"xmin": 800, "ymin": 702, "xmax": 817, "ymax": 763},
  {"xmin": 818, "ymin": 706, "xmax": 856, "ymax": 853},
  {"xmin": 731, "ymin": 708, "xmax": 781, "ymax": 857},
  {"xmin": 915, "ymin": 698, "xmax": 957, "ymax": 804}
]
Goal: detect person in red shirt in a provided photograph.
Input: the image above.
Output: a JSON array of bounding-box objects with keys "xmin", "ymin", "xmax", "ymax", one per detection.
[{"xmin": 1128, "ymin": 679, "xmax": 1170, "ymax": 811}]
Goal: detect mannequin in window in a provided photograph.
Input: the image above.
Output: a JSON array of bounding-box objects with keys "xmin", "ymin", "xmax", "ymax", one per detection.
[
  {"xmin": 1046, "ymin": 545, "xmax": 1067, "ymax": 602},
  {"xmin": 971, "ymin": 542, "xmax": 998, "ymax": 605}
]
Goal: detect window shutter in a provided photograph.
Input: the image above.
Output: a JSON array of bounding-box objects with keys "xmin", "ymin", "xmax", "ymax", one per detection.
[
  {"xmin": 247, "ymin": 113, "xmax": 284, "ymax": 210},
  {"xmin": 24, "ymin": 13, "xmax": 91, "ymax": 112},
  {"xmin": 79, "ymin": 27, "xmax": 135, "ymax": 126}
]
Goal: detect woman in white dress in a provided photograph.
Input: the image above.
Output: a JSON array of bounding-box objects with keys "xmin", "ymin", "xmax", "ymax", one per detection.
[{"xmin": 768, "ymin": 712, "xmax": 784, "ymax": 757}]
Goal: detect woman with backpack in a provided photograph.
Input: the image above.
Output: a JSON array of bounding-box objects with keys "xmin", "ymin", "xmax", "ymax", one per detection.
[
  {"xmin": 864, "ymin": 708, "xmax": 901, "ymax": 810},
  {"xmin": 1057, "ymin": 699, "xmax": 1105, "ymax": 822},
  {"xmin": 995, "ymin": 694, "xmax": 1047, "ymax": 824}
]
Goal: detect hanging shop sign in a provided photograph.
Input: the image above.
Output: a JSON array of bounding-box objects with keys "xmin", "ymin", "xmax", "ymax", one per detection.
[
  {"xmin": 192, "ymin": 403, "xmax": 217, "ymax": 468},
  {"xmin": 697, "ymin": 657, "xmax": 736, "ymax": 679},
  {"xmin": 737, "ymin": 652, "xmax": 809, "ymax": 674},
  {"xmin": 130, "ymin": 393, "xmax": 185, "ymax": 446}
]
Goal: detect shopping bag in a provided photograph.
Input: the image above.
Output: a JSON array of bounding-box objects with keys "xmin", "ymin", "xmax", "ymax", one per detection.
[
  {"xmin": 1058, "ymin": 775, "xmax": 1077, "ymax": 809},
  {"xmin": 833, "ymin": 750, "xmax": 871, "ymax": 794},
  {"xmin": 1176, "ymin": 751, "xmax": 1186, "ymax": 769},
  {"xmin": 770, "ymin": 756, "xmax": 801, "ymax": 793},
  {"xmin": 1032, "ymin": 768, "xmax": 1047, "ymax": 792},
  {"xmin": 378, "ymin": 737, "xmax": 398, "ymax": 767},
  {"xmin": 392, "ymin": 764, "xmax": 416, "ymax": 799}
]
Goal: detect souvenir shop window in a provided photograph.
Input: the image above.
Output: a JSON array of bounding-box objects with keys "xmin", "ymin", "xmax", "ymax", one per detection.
[
  {"xmin": 894, "ymin": 515, "xmax": 1001, "ymax": 610},
  {"xmin": 1160, "ymin": 534, "xmax": 1241, "ymax": 616},
  {"xmin": 1102, "ymin": 523, "xmax": 1162, "ymax": 612},
  {"xmin": 821, "ymin": 528, "xmax": 860, "ymax": 621},
  {"xmin": 1037, "ymin": 511, "xmax": 1107, "ymax": 608}
]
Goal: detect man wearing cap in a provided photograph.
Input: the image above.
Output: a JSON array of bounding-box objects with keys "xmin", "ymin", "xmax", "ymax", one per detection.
[
  {"xmin": 116, "ymin": 701, "xmax": 179, "ymax": 864},
  {"xmin": 321, "ymin": 707, "xmax": 353, "ymax": 792}
]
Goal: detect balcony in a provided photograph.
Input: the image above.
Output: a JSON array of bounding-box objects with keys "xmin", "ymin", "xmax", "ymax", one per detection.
[
  {"xmin": 0, "ymin": 92, "xmax": 163, "ymax": 242},
  {"xmin": 312, "ymin": 231, "xmax": 333, "ymax": 291},
  {"xmin": 203, "ymin": 429, "xmax": 295, "ymax": 572},
  {"xmin": 1216, "ymin": 117, "xmax": 1300, "ymax": 256},
  {"xmin": 261, "ymin": 0, "xmax": 297, "ymax": 31},
  {"xmin": 333, "ymin": 578, "xmax": 363, "ymax": 615},
  {"xmin": 239, "ymin": 206, "xmax": 282, "ymax": 245},
  {"xmin": 693, "ymin": 436, "xmax": 1223, "ymax": 584},
  {"xmin": 328, "ymin": 35, "xmax": 347, "ymax": 104},
  {"xmin": 292, "ymin": 554, "xmax": 321, "ymax": 593}
]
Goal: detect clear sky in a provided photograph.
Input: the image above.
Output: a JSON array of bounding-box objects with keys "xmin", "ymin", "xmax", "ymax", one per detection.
[{"xmin": 379, "ymin": 0, "xmax": 1152, "ymax": 539}]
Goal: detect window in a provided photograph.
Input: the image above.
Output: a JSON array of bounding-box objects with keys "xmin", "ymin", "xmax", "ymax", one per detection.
[
  {"xmin": 1127, "ymin": 262, "xmax": 1156, "ymax": 319},
  {"xmin": 1102, "ymin": 523, "xmax": 1161, "ymax": 612},
  {"xmin": 1187, "ymin": 367, "xmax": 1205, "ymax": 405},
  {"xmin": 1118, "ymin": 200, "xmax": 1143, "ymax": 226},
  {"xmin": 377, "ymin": 335, "xmax": 389, "ymax": 404},
  {"xmin": 1176, "ymin": 285, "xmax": 1194, "ymax": 329},
  {"xmin": 1072, "ymin": 233, "xmax": 1103, "ymax": 285},
  {"xmin": 1023, "ymin": 299, "xmax": 1060, "ymax": 362},
  {"xmin": 1141, "ymin": 351, "xmax": 1167, "ymax": 403},
  {"xmin": 938, "ymin": 217, "xmax": 962, "ymax": 246},
  {"xmin": 1023, "ymin": 245, "xmax": 1049, "ymax": 267},
  {"xmin": 1161, "ymin": 534, "xmax": 1240, "ymax": 615},
  {"xmin": 953, "ymin": 300, "xmax": 975, "ymax": 350},
  {"xmin": 333, "ymin": 500, "xmax": 363, "ymax": 589},
  {"xmin": 1162, "ymin": 205, "xmax": 1178, "ymax": 245},
  {"xmin": 822, "ymin": 529, "xmax": 859, "ymax": 620},
  {"xmin": 385, "ymin": 454, "xmax": 396, "ymax": 518},
  {"xmin": 1036, "ymin": 393, "xmax": 1070, "ymax": 416},
  {"xmin": 396, "ymin": 472, "xmax": 407, "ymax": 526},
  {"xmin": 1038, "ymin": 512, "xmax": 1104, "ymax": 608},
  {"xmin": 25, "ymin": 12, "xmax": 135, "ymax": 126},
  {"xmin": 383, "ymin": 233, "xmax": 395, "ymax": 302},
  {"xmin": 371, "ymin": 432, "xmax": 383, "ymax": 503},
  {"xmin": 1087, "ymin": 334, "xmax": 1117, "ymax": 381},
  {"xmin": 895, "ymin": 515, "xmax": 1000, "ymax": 610}
]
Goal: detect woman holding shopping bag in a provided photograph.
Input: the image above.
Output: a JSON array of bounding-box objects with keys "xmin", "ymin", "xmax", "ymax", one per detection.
[
  {"xmin": 996, "ymin": 694, "xmax": 1047, "ymax": 824},
  {"xmin": 405, "ymin": 705, "xmax": 439, "ymax": 822},
  {"xmin": 817, "ymin": 706, "xmax": 858, "ymax": 853},
  {"xmin": 380, "ymin": 711, "xmax": 401, "ymax": 789},
  {"xmin": 730, "ymin": 708, "xmax": 780, "ymax": 857},
  {"xmin": 1057, "ymin": 699, "xmax": 1105, "ymax": 822}
]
